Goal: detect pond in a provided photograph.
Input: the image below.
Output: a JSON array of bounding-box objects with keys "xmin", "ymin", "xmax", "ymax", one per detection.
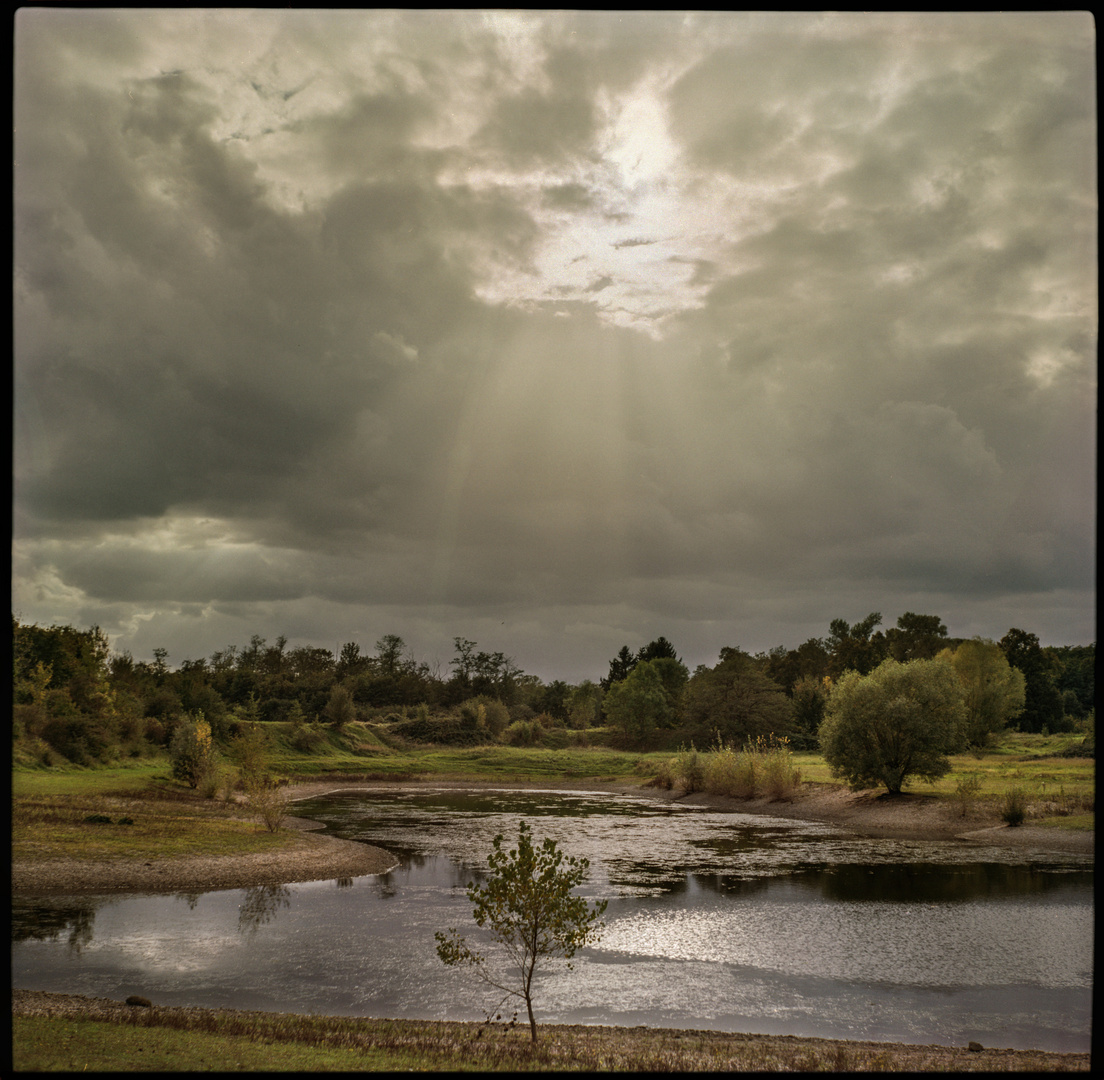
[{"xmin": 11, "ymin": 787, "xmax": 1093, "ymax": 1052}]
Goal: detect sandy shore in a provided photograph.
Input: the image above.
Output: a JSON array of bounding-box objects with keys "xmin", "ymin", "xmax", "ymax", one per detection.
[{"xmin": 12, "ymin": 776, "xmax": 1090, "ymax": 895}]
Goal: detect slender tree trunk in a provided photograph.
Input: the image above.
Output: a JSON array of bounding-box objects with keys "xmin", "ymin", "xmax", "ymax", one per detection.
[{"xmin": 525, "ymin": 953, "xmax": 538, "ymax": 1041}]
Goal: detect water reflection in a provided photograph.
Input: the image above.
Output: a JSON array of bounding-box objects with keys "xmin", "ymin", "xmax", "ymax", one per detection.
[
  {"xmin": 12, "ymin": 898, "xmax": 100, "ymax": 954},
  {"xmin": 237, "ymin": 885, "xmax": 291, "ymax": 934}
]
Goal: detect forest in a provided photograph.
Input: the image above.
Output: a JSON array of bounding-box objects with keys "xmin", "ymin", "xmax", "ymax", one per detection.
[{"xmin": 11, "ymin": 611, "xmax": 1095, "ymax": 768}]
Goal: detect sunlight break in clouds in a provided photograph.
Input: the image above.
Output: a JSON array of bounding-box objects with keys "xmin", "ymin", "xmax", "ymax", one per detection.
[{"xmin": 13, "ymin": 10, "xmax": 1095, "ymax": 682}]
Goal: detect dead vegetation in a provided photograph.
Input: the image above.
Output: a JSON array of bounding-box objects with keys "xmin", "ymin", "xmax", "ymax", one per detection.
[{"xmin": 12, "ymin": 991, "xmax": 1089, "ymax": 1072}]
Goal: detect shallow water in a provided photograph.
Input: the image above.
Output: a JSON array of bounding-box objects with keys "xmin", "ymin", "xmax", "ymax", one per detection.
[{"xmin": 11, "ymin": 787, "xmax": 1093, "ymax": 1051}]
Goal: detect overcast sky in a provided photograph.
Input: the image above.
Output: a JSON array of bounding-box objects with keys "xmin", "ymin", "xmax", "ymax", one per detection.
[{"xmin": 13, "ymin": 10, "xmax": 1096, "ymax": 683}]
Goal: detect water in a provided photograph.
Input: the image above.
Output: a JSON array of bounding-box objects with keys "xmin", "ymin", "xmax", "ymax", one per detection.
[{"xmin": 11, "ymin": 786, "xmax": 1093, "ymax": 1051}]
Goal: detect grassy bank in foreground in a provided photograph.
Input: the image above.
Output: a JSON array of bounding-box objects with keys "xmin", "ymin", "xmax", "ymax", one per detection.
[{"xmin": 11, "ymin": 999, "xmax": 1089, "ymax": 1072}]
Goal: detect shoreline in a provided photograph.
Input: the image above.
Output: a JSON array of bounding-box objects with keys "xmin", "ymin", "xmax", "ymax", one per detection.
[
  {"xmin": 12, "ymin": 776, "xmax": 1091, "ymax": 895},
  {"xmin": 11, "ymin": 817, "xmax": 398, "ymax": 895}
]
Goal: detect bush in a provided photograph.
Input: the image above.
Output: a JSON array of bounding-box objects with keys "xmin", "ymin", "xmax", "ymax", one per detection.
[
  {"xmin": 323, "ymin": 684, "xmax": 357, "ymax": 729},
  {"xmin": 759, "ymin": 738, "xmax": 801, "ymax": 800},
  {"xmin": 954, "ymin": 773, "xmax": 983, "ymax": 818},
  {"xmin": 674, "ymin": 747, "xmax": 705, "ymax": 793},
  {"xmin": 170, "ymin": 713, "xmax": 217, "ymax": 788},
  {"xmin": 703, "ymin": 743, "xmax": 758, "ymax": 798},
  {"xmin": 460, "ymin": 696, "xmax": 510, "ymax": 738},
  {"xmin": 290, "ymin": 720, "xmax": 326, "ymax": 752},
  {"xmin": 196, "ymin": 763, "xmax": 226, "ymax": 800},
  {"xmin": 232, "ymin": 723, "xmax": 270, "ymax": 788},
  {"xmin": 653, "ymin": 757, "xmax": 677, "ymax": 790},
  {"xmin": 1001, "ymin": 787, "xmax": 1028, "ymax": 826},
  {"xmin": 245, "ymin": 775, "xmax": 290, "ymax": 832},
  {"xmin": 503, "ymin": 719, "xmax": 542, "ymax": 747},
  {"xmin": 40, "ymin": 712, "xmax": 110, "ymax": 765},
  {"xmin": 391, "ymin": 712, "xmax": 491, "ymax": 746}
]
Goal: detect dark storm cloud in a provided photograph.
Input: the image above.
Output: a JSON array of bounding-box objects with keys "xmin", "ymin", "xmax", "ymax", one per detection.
[{"xmin": 13, "ymin": 10, "xmax": 1095, "ymax": 680}]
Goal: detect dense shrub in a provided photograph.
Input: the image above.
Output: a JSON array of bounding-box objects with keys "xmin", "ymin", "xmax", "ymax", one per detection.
[
  {"xmin": 460, "ymin": 696, "xmax": 511, "ymax": 737},
  {"xmin": 954, "ymin": 773, "xmax": 983, "ymax": 818},
  {"xmin": 504, "ymin": 719, "xmax": 542, "ymax": 746},
  {"xmin": 170, "ymin": 713, "xmax": 218, "ymax": 788},
  {"xmin": 40, "ymin": 714, "xmax": 105, "ymax": 765},
  {"xmin": 290, "ymin": 720, "xmax": 327, "ymax": 752},
  {"xmin": 391, "ymin": 712, "xmax": 492, "ymax": 746},
  {"xmin": 674, "ymin": 747, "xmax": 705, "ymax": 793}
]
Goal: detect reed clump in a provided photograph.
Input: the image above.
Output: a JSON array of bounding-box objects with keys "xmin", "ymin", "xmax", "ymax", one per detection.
[{"xmin": 661, "ymin": 735, "xmax": 801, "ymax": 801}]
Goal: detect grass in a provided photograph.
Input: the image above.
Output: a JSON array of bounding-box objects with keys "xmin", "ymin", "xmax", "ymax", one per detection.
[
  {"xmin": 11, "ymin": 759, "xmax": 172, "ymax": 798},
  {"xmin": 10, "ymin": 741, "xmax": 672, "ymax": 867},
  {"xmin": 12, "ymin": 1016, "xmax": 424, "ymax": 1072},
  {"xmin": 11, "ymin": 1006, "xmax": 1089, "ymax": 1072},
  {"xmin": 11, "ymin": 791, "xmax": 299, "ymax": 862}
]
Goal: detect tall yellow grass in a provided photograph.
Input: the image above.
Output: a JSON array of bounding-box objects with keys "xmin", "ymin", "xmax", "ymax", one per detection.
[{"xmin": 660, "ymin": 735, "xmax": 802, "ymax": 800}]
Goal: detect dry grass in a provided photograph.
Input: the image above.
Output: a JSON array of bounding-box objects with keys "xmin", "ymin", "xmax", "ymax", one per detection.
[
  {"xmin": 661, "ymin": 739, "xmax": 803, "ymax": 801},
  {"xmin": 11, "ymin": 793, "xmax": 295, "ymax": 861},
  {"xmin": 11, "ymin": 992, "xmax": 1089, "ymax": 1072}
]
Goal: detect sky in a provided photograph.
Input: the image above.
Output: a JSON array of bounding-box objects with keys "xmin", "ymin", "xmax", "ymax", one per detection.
[{"xmin": 12, "ymin": 10, "xmax": 1097, "ymax": 683}]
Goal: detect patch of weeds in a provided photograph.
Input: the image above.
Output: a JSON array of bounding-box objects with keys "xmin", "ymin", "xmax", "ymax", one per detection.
[
  {"xmin": 953, "ymin": 773, "xmax": 982, "ymax": 818},
  {"xmin": 1001, "ymin": 787, "xmax": 1028, "ymax": 826}
]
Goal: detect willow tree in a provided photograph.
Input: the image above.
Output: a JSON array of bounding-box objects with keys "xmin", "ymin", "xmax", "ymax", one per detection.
[{"xmin": 819, "ymin": 658, "xmax": 967, "ymax": 794}]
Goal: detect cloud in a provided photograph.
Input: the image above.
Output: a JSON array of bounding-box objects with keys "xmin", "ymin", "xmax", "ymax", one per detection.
[{"xmin": 13, "ymin": 10, "xmax": 1095, "ymax": 680}]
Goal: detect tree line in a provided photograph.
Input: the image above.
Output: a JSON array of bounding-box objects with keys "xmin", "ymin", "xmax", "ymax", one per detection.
[{"xmin": 10, "ymin": 611, "xmax": 1094, "ymax": 767}]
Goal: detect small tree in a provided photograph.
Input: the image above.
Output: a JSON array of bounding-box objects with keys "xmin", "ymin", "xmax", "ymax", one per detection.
[
  {"xmin": 819, "ymin": 658, "xmax": 967, "ymax": 794},
  {"xmin": 232, "ymin": 721, "xmax": 269, "ymax": 790},
  {"xmin": 233, "ymin": 723, "xmax": 288, "ymax": 831},
  {"xmin": 169, "ymin": 712, "xmax": 216, "ymax": 788},
  {"xmin": 435, "ymin": 820, "xmax": 607, "ymax": 1042},
  {"xmin": 323, "ymin": 683, "xmax": 356, "ymax": 729}
]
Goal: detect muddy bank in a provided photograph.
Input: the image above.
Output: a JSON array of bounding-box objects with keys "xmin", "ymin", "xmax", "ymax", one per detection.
[{"xmin": 11, "ymin": 821, "xmax": 397, "ymax": 895}]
